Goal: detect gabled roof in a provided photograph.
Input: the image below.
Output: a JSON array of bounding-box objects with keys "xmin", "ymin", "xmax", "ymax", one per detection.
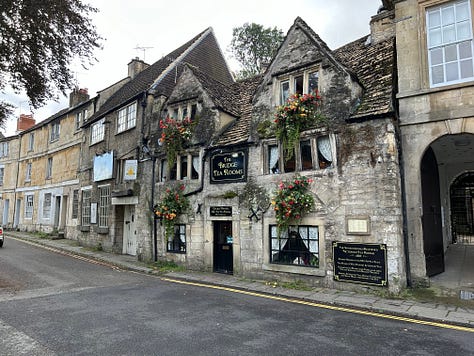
[
  {"xmin": 88, "ymin": 27, "xmax": 234, "ymax": 124},
  {"xmin": 214, "ymin": 75, "xmax": 263, "ymax": 146},
  {"xmin": 333, "ymin": 35, "xmax": 395, "ymax": 119},
  {"xmin": 187, "ymin": 66, "xmax": 240, "ymax": 117}
]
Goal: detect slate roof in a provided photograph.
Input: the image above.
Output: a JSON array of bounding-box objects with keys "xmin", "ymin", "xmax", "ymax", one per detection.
[
  {"xmin": 333, "ymin": 35, "xmax": 395, "ymax": 119},
  {"xmin": 88, "ymin": 27, "xmax": 234, "ymax": 124},
  {"xmin": 214, "ymin": 75, "xmax": 263, "ymax": 146},
  {"xmin": 189, "ymin": 66, "xmax": 241, "ymax": 117}
]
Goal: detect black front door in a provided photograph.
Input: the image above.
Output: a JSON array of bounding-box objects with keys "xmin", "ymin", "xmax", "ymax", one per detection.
[
  {"xmin": 421, "ymin": 147, "xmax": 445, "ymax": 277},
  {"xmin": 213, "ymin": 221, "xmax": 233, "ymax": 274}
]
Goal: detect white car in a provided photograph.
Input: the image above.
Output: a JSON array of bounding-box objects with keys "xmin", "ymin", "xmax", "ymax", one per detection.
[{"xmin": 0, "ymin": 226, "xmax": 3, "ymax": 247}]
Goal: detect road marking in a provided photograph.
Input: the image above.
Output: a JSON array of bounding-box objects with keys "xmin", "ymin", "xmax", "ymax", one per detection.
[
  {"xmin": 160, "ymin": 277, "xmax": 474, "ymax": 333},
  {"xmin": 0, "ymin": 320, "xmax": 55, "ymax": 355},
  {"xmin": 8, "ymin": 236, "xmax": 122, "ymax": 271}
]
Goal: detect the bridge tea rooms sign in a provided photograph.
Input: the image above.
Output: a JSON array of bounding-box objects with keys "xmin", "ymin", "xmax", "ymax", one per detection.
[{"xmin": 210, "ymin": 150, "xmax": 247, "ymax": 183}]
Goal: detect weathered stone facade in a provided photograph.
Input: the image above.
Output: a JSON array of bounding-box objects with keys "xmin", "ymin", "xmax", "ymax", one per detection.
[{"xmin": 395, "ymin": 0, "xmax": 474, "ymax": 284}]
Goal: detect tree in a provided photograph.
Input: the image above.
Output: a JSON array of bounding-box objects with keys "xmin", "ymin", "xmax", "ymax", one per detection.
[
  {"xmin": 229, "ymin": 23, "xmax": 284, "ymax": 79},
  {"xmin": 0, "ymin": 0, "xmax": 103, "ymax": 124}
]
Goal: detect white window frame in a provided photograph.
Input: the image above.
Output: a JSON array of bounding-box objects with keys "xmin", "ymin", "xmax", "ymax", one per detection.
[
  {"xmin": 43, "ymin": 192, "xmax": 52, "ymax": 219},
  {"xmin": 25, "ymin": 194, "xmax": 34, "ymax": 219},
  {"xmin": 117, "ymin": 102, "xmax": 137, "ymax": 133},
  {"xmin": 0, "ymin": 165, "xmax": 4, "ymax": 186},
  {"xmin": 25, "ymin": 162, "xmax": 32, "ymax": 182},
  {"xmin": 75, "ymin": 111, "xmax": 83, "ymax": 130},
  {"xmin": 46, "ymin": 157, "xmax": 53, "ymax": 179},
  {"xmin": 90, "ymin": 118, "xmax": 105, "ymax": 145},
  {"xmin": 50, "ymin": 121, "xmax": 60, "ymax": 142},
  {"xmin": 28, "ymin": 133, "xmax": 34, "ymax": 151},
  {"xmin": 426, "ymin": 0, "xmax": 474, "ymax": 87},
  {"xmin": 98, "ymin": 185, "xmax": 110, "ymax": 228},
  {"xmin": 81, "ymin": 188, "xmax": 91, "ymax": 226},
  {"xmin": 0, "ymin": 142, "xmax": 9, "ymax": 157}
]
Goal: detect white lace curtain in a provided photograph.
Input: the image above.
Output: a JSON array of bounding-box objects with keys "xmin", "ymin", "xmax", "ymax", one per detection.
[{"xmin": 317, "ymin": 136, "xmax": 332, "ymax": 162}]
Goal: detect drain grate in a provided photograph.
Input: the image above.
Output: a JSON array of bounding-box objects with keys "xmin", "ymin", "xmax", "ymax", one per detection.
[{"xmin": 459, "ymin": 290, "xmax": 474, "ymax": 300}]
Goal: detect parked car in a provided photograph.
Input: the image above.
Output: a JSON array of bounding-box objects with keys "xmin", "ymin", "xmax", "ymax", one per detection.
[{"xmin": 0, "ymin": 226, "xmax": 3, "ymax": 247}]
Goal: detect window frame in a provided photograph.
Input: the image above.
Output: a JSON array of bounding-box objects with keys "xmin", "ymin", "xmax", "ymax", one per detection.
[
  {"xmin": 160, "ymin": 152, "xmax": 200, "ymax": 182},
  {"xmin": 50, "ymin": 121, "xmax": 60, "ymax": 142},
  {"xmin": 277, "ymin": 68, "xmax": 319, "ymax": 105},
  {"xmin": 28, "ymin": 133, "xmax": 34, "ymax": 151},
  {"xmin": 72, "ymin": 189, "xmax": 79, "ymax": 219},
  {"xmin": 98, "ymin": 185, "xmax": 110, "ymax": 228},
  {"xmin": 90, "ymin": 118, "xmax": 105, "ymax": 145},
  {"xmin": 81, "ymin": 188, "xmax": 92, "ymax": 226},
  {"xmin": 264, "ymin": 134, "xmax": 334, "ymax": 175},
  {"xmin": 0, "ymin": 142, "xmax": 9, "ymax": 157},
  {"xmin": 167, "ymin": 224, "xmax": 186, "ymax": 253},
  {"xmin": 0, "ymin": 165, "xmax": 4, "ymax": 186},
  {"xmin": 425, "ymin": 0, "xmax": 474, "ymax": 87},
  {"xmin": 46, "ymin": 157, "xmax": 53, "ymax": 179},
  {"xmin": 25, "ymin": 194, "xmax": 34, "ymax": 219},
  {"xmin": 25, "ymin": 162, "xmax": 32, "ymax": 182},
  {"xmin": 117, "ymin": 102, "xmax": 137, "ymax": 133},
  {"xmin": 42, "ymin": 192, "xmax": 52, "ymax": 219}
]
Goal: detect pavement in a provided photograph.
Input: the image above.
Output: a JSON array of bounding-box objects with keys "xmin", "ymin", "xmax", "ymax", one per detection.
[{"xmin": 4, "ymin": 230, "xmax": 474, "ymax": 330}]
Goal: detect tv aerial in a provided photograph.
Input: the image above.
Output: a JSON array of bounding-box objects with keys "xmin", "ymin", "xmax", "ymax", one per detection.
[{"xmin": 134, "ymin": 45, "xmax": 154, "ymax": 61}]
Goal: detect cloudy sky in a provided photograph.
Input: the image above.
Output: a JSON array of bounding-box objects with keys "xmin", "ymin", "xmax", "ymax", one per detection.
[{"xmin": 2, "ymin": 0, "xmax": 382, "ymax": 136}]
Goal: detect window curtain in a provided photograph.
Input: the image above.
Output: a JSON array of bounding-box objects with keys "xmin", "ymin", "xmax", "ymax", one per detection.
[
  {"xmin": 192, "ymin": 155, "xmax": 200, "ymax": 173},
  {"xmin": 317, "ymin": 136, "xmax": 332, "ymax": 162},
  {"xmin": 269, "ymin": 146, "xmax": 279, "ymax": 174}
]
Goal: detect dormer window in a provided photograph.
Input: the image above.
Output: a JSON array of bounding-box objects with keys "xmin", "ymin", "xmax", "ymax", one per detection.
[
  {"xmin": 168, "ymin": 102, "xmax": 198, "ymax": 121},
  {"xmin": 278, "ymin": 69, "xmax": 319, "ymax": 105},
  {"xmin": 427, "ymin": 0, "xmax": 474, "ymax": 87},
  {"xmin": 117, "ymin": 102, "xmax": 137, "ymax": 133}
]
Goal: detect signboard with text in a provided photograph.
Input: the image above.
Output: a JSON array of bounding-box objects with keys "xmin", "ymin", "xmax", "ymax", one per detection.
[
  {"xmin": 210, "ymin": 150, "xmax": 247, "ymax": 183},
  {"xmin": 333, "ymin": 242, "xmax": 387, "ymax": 287}
]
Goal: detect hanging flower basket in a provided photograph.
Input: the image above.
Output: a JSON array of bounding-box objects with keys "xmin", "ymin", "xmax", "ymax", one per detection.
[
  {"xmin": 274, "ymin": 91, "xmax": 324, "ymax": 161},
  {"xmin": 159, "ymin": 116, "xmax": 195, "ymax": 166},
  {"xmin": 271, "ymin": 175, "xmax": 315, "ymax": 237},
  {"xmin": 154, "ymin": 184, "xmax": 190, "ymax": 240}
]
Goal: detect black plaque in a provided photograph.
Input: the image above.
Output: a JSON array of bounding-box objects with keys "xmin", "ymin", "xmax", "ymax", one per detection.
[
  {"xmin": 210, "ymin": 206, "xmax": 232, "ymax": 217},
  {"xmin": 210, "ymin": 150, "xmax": 247, "ymax": 183},
  {"xmin": 333, "ymin": 242, "xmax": 387, "ymax": 287}
]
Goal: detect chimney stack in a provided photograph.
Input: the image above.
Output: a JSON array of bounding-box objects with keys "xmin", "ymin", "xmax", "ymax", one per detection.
[
  {"xmin": 369, "ymin": 4, "xmax": 395, "ymax": 45},
  {"xmin": 128, "ymin": 58, "xmax": 149, "ymax": 79},
  {"xmin": 69, "ymin": 87, "xmax": 89, "ymax": 108},
  {"xmin": 17, "ymin": 114, "xmax": 35, "ymax": 132}
]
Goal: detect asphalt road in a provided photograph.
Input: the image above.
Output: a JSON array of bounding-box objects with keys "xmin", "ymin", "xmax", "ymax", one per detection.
[{"xmin": 0, "ymin": 238, "xmax": 473, "ymax": 356}]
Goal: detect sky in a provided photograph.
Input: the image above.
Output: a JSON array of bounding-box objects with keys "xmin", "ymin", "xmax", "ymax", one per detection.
[{"xmin": 2, "ymin": 0, "xmax": 382, "ymax": 136}]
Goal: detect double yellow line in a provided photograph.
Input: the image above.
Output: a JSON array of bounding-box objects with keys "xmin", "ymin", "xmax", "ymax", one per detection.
[{"xmin": 161, "ymin": 277, "xmax": 474, "ymax": 333}]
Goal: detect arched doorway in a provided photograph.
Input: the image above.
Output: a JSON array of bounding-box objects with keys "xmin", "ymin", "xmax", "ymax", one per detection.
[
  {"xmin": 420, "ymin": 146, "xmax": 444, "ymax": 276},
  {"xmin": 450, "ymin": 172, "xmax": 474, "ymax": 245}
]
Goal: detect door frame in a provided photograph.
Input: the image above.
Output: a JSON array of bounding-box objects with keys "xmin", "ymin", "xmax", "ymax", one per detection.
[{"xmin": 213, "ymin": 220, "xmax": 233, "ymax": 274}]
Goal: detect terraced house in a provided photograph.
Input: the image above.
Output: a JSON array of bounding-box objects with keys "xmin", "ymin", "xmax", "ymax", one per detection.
[
  {"xmin": 12, "ymin": 89, "xmax": 93, "ymax": 236},
  {"xmin": 2, "ymin": 0, "xmax": 471, "ymax": 294}
]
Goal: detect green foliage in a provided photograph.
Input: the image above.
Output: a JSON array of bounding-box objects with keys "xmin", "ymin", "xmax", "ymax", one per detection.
[
  {"xmin": 0, "ymin": 0, "xmax": 103, "ymax": 123},
  {"xmin": 229, "ymin": 23, "xmax": 284, "ymax": 79},
  {"xmin": 148, "ymin": 260, "xmax": 186, "ymax": 273},
  {"xmin": 154, "ymin": 184, "xmax": 190, "ymax": 240},
  {"xmin": 159, "ymin": 116, "xmax": 196, "ymax": 167},
  {"xmin": 274, "ymin": 92, "xmax": 324, "ymax": 161},
  {"xmin": 222, "ymin": 191, "xmax": 238, "ymax": 199},
  {"xmin": 272, "ymin": 175, "xmax": 315, "ymax": 236},
  {"xmin": 239, "ymin": 178, "xmax": 270, "ymax": 210}
]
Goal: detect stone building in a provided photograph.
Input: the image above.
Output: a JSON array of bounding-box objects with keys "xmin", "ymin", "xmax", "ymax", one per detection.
[
  {"xmin": 77, "ymin": 28, "xmax": 234, "ymax": 257},
  {"xmin": 11, "ymin": 88, "xmax": 93, "ymax": 236},
  {"xmin": 0, "ymin": 134, "xmax": 21, "ymax": 229},
  {"xmin": 149, "ymin": 14, "xmax": 406, "ymax": 292},
  {"xmin": 394, "ymin": 0, "xmax": 474, "ymax": 285}
]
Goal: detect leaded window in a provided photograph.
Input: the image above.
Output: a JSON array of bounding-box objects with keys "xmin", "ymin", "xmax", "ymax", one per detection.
[
  {"xmin": 117, "ymin": 102, "xmax": 137, "ymax": 133},
  {"xmin": 167, "ymin": 224, "xmax": 186, "ymax": 253},
  {"xmin": 270, "ymin": 225, "xmax": 319, "ymax": 267},
  {"xmin": 98, "ymin": 185, "xmax": 110, "ymax": 228}
]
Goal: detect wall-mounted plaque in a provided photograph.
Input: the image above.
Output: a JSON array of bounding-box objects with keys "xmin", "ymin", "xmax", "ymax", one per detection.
[
  {"xmin": 346, "ymin": 217, "xmax": 370, "ymax": 235},
  {"xmin": 333, "ymin": 242, "xmax": 387, "ymax": 287},
  {"xmin": 210, "ymin": 150, "xmax": 247, "ymax": 183},
  {"xmin": 210, "ymin": 206, "xmax": 232, "ymax": 217}
]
